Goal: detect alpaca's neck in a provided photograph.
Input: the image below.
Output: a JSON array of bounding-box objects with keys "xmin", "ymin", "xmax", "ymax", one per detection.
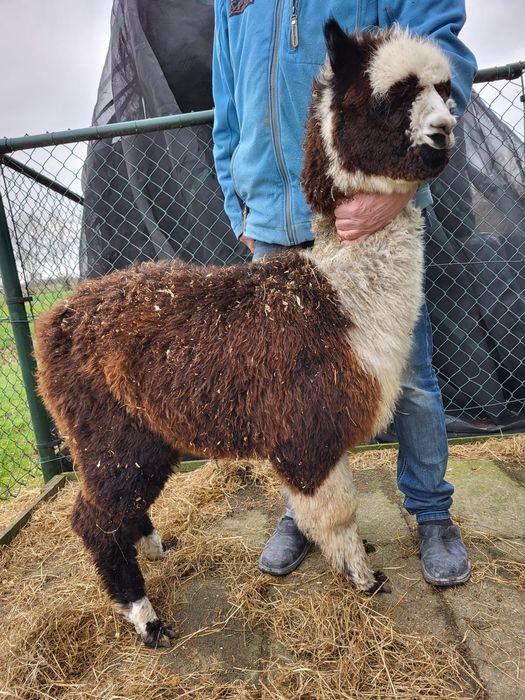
[
  {"xmin": 309, "ymin": 204, "xmax": 425, "ymax": 307},
  {"xmin": 305, "ymin": 204, "xmax": 425, "ymax": 432},
  {"xmin": 310, "ymin": 204, "xmax": 424, "ymax": 276}
]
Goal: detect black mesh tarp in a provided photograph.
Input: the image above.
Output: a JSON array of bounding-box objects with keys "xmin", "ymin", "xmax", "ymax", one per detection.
[
  {"xmin": 81, "ymin": 0, "xmax": 524, "ymax": 434},
  {"xmin": 80, "ymin": 0, "xmax": 247, "ymax": 278}
]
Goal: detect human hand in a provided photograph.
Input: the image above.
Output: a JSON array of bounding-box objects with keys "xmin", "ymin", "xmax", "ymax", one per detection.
[
  {"xmin": 334, "ymin": 187, "xmax": 417, "ymax": 245},
  {"xmin": 240, "ymin": 234, "xmax": 255, "ymax": 254}
]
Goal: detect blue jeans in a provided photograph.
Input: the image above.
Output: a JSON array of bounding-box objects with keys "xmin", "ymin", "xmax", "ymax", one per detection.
[
  {"xmin": 394, "ymin": 305, "xmax": 453, "ymax": 521},
  {"xmin": 253, "ymin": 239, "xmax": 453, "ymax": 523}
]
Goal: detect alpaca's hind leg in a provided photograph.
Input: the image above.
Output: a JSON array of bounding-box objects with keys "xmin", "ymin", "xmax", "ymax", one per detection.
[
  {"xmin": 63, "ymin": 381, "xmax": 180, "ymax": 646},
  {"xmin": 282, "ymin": 455, "xmax": 387, "ymax": 593},
  {"xmin": 72, "ymin": 493, "xmax": 177, "ymax": 647}
]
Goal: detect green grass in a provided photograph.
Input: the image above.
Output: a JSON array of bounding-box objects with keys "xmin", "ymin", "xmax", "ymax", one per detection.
[
  {"xmin": 0, "ymin": 287, "xmax": 68, "ymax": 349},
  {"xmin": 0, "ymin": 286, "xmax": 70, "ymax": 498},
  {"xmin": 0, "ymin": 362, "xmax": 38, "ymax": 497}
]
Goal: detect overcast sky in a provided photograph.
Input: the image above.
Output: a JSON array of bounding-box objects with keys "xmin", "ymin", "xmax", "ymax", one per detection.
[{"xmin": 0, "ymin": 0, "xmax": 524, "ymax": 138}]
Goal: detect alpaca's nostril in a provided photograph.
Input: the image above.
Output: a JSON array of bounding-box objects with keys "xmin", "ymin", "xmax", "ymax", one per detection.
[{"xmin": 428, "ymin": 132, "xmax": 448, "ymax": 150}]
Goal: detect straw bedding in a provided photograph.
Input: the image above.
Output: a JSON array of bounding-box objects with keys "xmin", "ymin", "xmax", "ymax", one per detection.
[
  {"xmin": 1, "ymin": 436, "xmax": 523, "ymax": 699},
  {"xmin": 348, "ymin": 433, "xmax": 525, "ymax": 472},
  {"xmin": 0, "ymin": 484, "xmax": 42, "ymax": 533}
]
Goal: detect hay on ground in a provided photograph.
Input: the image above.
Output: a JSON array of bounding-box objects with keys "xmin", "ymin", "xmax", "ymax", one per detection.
[
  {"xmin": 1, "ymin": 437, "xmax": 523, "ymax": 698},
  {"xmin": 0, "ymin": 456, "xmax": 492, "ymax": 699}
]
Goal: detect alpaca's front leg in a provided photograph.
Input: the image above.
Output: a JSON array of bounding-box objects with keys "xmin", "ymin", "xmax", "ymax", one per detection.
[{"xmin": 286, "ymin": 455, "xmax": 387, "ymax": 593}]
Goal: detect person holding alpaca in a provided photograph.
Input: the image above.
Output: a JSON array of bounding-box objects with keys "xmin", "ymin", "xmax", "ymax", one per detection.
[{"xmin": 212, "ymin": 1, "xmax": 477, "ymax": 586}]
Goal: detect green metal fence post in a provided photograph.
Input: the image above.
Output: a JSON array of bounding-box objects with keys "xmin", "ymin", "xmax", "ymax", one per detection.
[{"xmin": 0, "ymin": 191, "xmax": 61, "ymax": 482}]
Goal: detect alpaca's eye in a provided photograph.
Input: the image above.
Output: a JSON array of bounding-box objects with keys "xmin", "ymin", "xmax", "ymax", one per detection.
[
  {"xmin": 386, "ymin": 77, "xmax": 422, "ymax": 111},
  {"xmin": 434, "ymin": 80, "xmax": 452, "ymax": 102}
]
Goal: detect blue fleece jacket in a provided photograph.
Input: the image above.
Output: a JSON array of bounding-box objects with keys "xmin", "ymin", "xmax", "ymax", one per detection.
[{"xmin": 212, "ymin": 0, "xmax": 477, "ymax": 245}]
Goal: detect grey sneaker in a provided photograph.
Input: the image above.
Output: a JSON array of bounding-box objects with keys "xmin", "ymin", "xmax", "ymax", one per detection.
[
  {"xmin": 418, "ymin": 520, "xmax": 471, "ymax": 586},
  {"xmin": 259, "ymin": 516, "xmax": 311, "ymax": 576}
]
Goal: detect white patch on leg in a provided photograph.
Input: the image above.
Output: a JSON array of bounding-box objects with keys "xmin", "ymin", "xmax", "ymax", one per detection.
[
  {"xmin": 119, "ymin": 596, "xmax": 158, "ymax": 638},
  {"xmin": 287, "ymin": 455, "xmax": 375, "ymax": 591},
  {"xmin": 137, "ymin": 529, "xmax": 164, "ymax": 560}
]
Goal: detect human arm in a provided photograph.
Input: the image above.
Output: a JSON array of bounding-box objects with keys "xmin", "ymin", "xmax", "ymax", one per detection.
[
  {"xmin": 240, "ymin": 234, "xmax": 255, "ymax": 253},
  {"xmin": 379, "ymin": 0, "xmax": 477, "ymax": 116},
  {"xmin": 212, "ymin": 0, "xmax": 244, "ymax": 238}
]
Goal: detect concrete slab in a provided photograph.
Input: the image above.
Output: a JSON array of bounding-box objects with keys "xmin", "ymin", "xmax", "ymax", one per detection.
[
  {"xmin": 173, "ymin": 456, "xmax": 524, "ymax": 698},
  {"xmin": 443, "ymin": 575, "xmax": 525, "ymax": 700},
  {"xmin": 357, "ymin": 488, "xmax": 408, "ymax": 545},
  {"xmin": 164, "ymin": 577, "xmax": 264, "ymax": 683},
  {"xmin": 370, "ymin": 542, "xmax": 458, "ymax": 642},
  {"xmin": 496, "ymin": 459, "xmax": 525, "ymax": 488},
  {"xmin": 213, "ymin": 507, "xmax": 270, "ymax": 550},
  {"xmin": 354, "ymin": 467, "xmax": 409, "ymax": 545},
  {"xmin": 447, "ymin": 459, "xmax": 525, "ymax": 538}
]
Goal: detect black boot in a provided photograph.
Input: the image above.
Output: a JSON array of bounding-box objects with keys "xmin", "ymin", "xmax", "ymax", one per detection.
[
  {"xmin": 418, "ymin": 519, "xmax": 471, "ymax": 586},
  {"xmin": 259, "ymin": 516, "xmax": 311, "ymax": 576}
]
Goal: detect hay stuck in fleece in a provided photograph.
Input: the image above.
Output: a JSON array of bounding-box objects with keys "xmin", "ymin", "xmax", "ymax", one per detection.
[{"xmin": 0, "ymin": 454, "xmax": 492, "ymax": 700}]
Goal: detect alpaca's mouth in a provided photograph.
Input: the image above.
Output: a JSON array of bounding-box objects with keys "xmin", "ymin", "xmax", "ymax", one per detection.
[
  {"xmin": 427, "ymin": 132, "xmax": 452, "ymax": 150},
  {"xmin": 421, "ymin": 130, "xmax": 455, "ymax": 151},
  {"xmin": 418, "ymin": 143, "xmax": 450, "ymax": 175}
]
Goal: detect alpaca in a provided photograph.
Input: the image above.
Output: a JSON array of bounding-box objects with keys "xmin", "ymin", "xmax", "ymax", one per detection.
[{"xmin": 34, "ymin": 20, "xmax": 456, "ymax": 648}]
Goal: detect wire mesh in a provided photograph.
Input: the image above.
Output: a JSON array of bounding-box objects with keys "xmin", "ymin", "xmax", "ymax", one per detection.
[
  {"xmin": 0, "ymin": 69, "xmax": 524, "ymax": 498},
  {"xmin": 427, "ymin": 73, "xmax": 525, "ymax": 433},
  {"xmin": 0, "ymin": 148, "xmax": 83, "ymax": 499}
]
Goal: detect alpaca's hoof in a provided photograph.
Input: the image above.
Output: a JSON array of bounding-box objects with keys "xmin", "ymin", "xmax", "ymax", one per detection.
[
  {"xmin": 363, "ymin": 539, "xmax": 376, "ymax": 554},
  {"xmin": 366, "ymin": 570, "xmax": 391, "ymax": 594},
  {"xmin": 144, "ymin": 619, "xmax": 177, "ymax": 648}
]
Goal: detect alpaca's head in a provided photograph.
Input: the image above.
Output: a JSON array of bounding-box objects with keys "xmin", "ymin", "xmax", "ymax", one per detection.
[{"xmin": 302, "ymin": 19, "xmax": 456, "ymax": 214}]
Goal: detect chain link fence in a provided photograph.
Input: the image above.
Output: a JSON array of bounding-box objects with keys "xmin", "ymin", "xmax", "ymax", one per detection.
[
  {"xmin": 426, "ymin": 67, "xmax": 525, "ymax": 435},
  {"xmin": 0, "ymin": 65, "xmax": 524, "ymax": 499}
]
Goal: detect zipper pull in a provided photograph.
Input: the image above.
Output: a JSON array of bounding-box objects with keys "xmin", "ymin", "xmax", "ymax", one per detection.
[{"xmin": 291, "ymin": 1, "xmax": 299, "ymax": 49}]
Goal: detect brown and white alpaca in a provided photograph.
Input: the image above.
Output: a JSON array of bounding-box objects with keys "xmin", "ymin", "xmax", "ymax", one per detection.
[{"xmin": 34, "ymin": 20, "xmax": 456, "ymax": 648}]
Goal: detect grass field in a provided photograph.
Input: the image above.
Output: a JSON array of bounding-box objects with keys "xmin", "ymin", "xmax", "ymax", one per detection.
[{"xmin": 0, "ymin": 288, "xmax": 68, "ymax": 498}]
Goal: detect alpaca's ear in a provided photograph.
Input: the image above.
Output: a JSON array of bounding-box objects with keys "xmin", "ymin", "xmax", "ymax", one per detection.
[{"xmin": 324, "ymin": 18, "xmax": 363, "ymax": 85}]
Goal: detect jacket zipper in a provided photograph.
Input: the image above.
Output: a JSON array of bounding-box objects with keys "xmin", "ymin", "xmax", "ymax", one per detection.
[
  {"xmin": 270, "ymin": 0, "xmax": 297, "ymax": 245},
  {"xmin": 291, "ymin": 0, "xmax": 299, "ymax": 48}
]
